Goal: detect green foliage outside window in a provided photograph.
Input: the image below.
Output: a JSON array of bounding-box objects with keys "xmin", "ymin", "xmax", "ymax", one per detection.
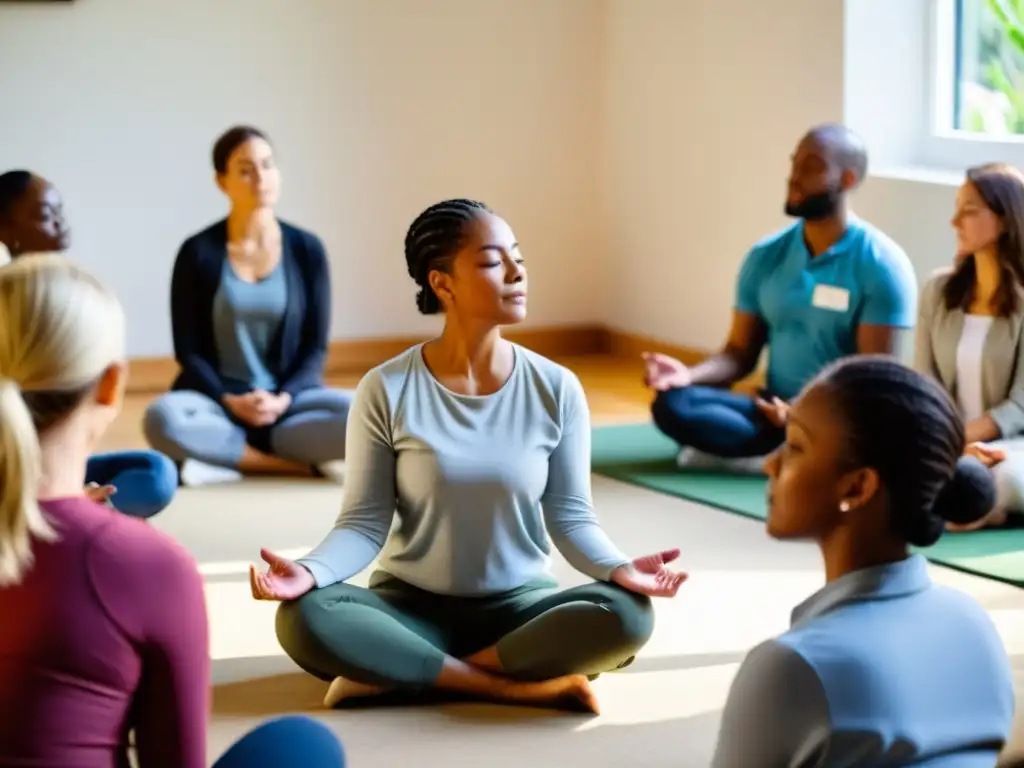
[{"xmin": 959, "ymin": 0, "xmax": 1024, "ymax": 134}]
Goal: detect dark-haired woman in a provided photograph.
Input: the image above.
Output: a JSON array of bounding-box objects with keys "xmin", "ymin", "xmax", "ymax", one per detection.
[
  {"xmin": 250, "ymin": 199, "xmax": 686, "ymax": 712},
  {"xmin": 143, "ymin": 127, "xmax": 352, "ymax": 483},
  {"xmin": 0, "ymin": 169, "xmax": 178, "ymax": 519},
  {"xmin": 916, "ymin": 163, "xmax": 1024, "ymax": 532},
  {"xmin": 711, "ymin": 355, "xmax": 1014, "ymax": 767}
]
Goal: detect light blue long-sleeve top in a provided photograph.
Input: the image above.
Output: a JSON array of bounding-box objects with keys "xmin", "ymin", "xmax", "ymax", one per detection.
[
  {"xmin": 712, "ymin": 555, "xmax": 1015, "ymax": 767},
  {"xmin": 297, "ymin": 343, "xmax": 631, "ymax": 597}
]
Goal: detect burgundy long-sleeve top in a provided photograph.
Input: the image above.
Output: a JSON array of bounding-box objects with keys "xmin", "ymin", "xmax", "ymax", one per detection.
[{"xmin": 0, "ymin": 497, "xmax": 210, "ymax": 767}]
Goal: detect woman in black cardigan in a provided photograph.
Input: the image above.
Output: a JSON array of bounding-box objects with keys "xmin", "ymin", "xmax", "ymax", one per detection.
[{"xmin": 143, "ymin": 126, "xmax": 351, "ymax": 483}]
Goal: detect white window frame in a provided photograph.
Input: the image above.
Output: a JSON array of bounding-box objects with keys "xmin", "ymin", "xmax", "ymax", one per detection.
[{"xmin": 917, "ymin": 0, "xmax": 1024, "ymax": 171}]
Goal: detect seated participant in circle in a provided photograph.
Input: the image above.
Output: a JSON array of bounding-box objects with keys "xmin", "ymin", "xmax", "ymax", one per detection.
[
  {"xmin": 916, "ymin": 163, "xmax": 1024, "ymax": 532},
  {"xmin": 711, "ymin": 356, "xmax": 1014, "ymax": 767},
  {"xmin": 0, "ymin": 256, "xmax": 346, "ymax": 765},
  {"xmin": 644, "ymin": 124, "xmax": 917, "ymax": 472},
  {"xmin": 251, "ymin": 199, "xmax": 686, "ymax": 712},
  {"xmin": 0, "ymin": 169, "xmax": 177, "ymax": 519},
  {"xmin": 0, "ymin": 255, "xmax": 346, "ymax": 767},
  {"xmin": 143, "ymin": 126, "xmax": 352, "ymax": 485}
]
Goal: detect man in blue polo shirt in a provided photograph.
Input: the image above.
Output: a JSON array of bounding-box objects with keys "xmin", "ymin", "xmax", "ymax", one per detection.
[{"xmin": 643, "ymin": 124, "xmax": 918, "ymax": 467}]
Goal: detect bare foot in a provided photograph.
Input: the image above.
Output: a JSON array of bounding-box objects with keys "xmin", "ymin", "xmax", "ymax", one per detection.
[
  {"xmin": 947, "ymin": 507, "xmax": 1008, "ymax": 533},
  {"xmin": 462, "ymin": 645, "xmax": 502, "ymax": 673},
  {"xmin": 506, "ymin": 674, "xmax": 600, "ymax": 714},
  {"xmin": 552, "ymin": 675, "xmax": 600, "ymax": 714},
  {"xmin": 323, "ymin": 676, "xmax": 391, "ymax": 708}
]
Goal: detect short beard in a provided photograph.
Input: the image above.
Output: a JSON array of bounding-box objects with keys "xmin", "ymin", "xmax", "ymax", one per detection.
[{"xmin": 784, "ymin": 188, "xmax": 841, "ymax": 221}]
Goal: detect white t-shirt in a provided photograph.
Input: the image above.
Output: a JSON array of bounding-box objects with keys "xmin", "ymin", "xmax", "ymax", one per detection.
[{"xmin": 956, "ymin": 314, "xmax": 994, "ymax": 422}]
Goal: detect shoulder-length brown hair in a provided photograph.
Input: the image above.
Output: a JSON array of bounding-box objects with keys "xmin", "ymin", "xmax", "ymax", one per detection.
[{"xmin": 943, "ymin": 162, "xmax": 1024, "ymax": 316}]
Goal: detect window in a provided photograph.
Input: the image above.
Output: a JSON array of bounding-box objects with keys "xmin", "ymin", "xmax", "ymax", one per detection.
[
  {"xmin": 914, "ymin": 0, "xmax": 1024, "ymax": 171},
  {"xmin": 844, "ymin": 0, "xmax": 1024, "ymax": 173},
  {"xmin": 951, "ymin": 0, "xmax": 1024, "ymax": 136}
]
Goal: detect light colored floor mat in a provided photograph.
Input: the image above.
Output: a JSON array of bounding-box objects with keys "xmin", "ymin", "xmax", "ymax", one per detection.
[{"xmin": 153, "ymin": 475, "xmax": 1024, "ymax": 767}]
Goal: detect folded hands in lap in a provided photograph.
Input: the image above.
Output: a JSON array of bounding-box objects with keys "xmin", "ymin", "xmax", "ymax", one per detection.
[{"xmin": 224, "ymin": 390, "xmax": 292, "ymax": 427}]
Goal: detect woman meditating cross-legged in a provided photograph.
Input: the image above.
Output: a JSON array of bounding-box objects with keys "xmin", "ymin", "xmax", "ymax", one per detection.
[
  {"xmin": 0, "ymin": 169, "xmax": 178, "ymax": 519},
  {"xmin": 250, "ymin": 199, "xmax": 686, "ymax": 712},
  {"xmin": 915, "ymin": 163, "xmax": 1024, "ymax": 532},
  {"xmin": 143, "ymin": 126, "xmax": 352, "ymax": 484}
]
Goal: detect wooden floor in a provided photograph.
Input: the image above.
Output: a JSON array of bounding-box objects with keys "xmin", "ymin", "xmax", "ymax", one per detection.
[{"xmin": 99, "ymin": 353, "xmax": 654, "ymax": 452}]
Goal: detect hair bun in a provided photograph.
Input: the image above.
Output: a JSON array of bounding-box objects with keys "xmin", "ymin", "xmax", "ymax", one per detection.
[
  {"xmin": 415, "ymin": 286, "xmax": 441, "ymax": 315},
  {"xmin": 930, "ymin": 455, "xmax": 996, "ymax": 526}
]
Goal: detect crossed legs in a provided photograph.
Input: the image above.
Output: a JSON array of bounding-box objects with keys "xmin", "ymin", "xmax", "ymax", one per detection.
[
  {"xmin": 142, "ymin": 387, "xmax": 353, "ymax": 475},
  {"xmin": 651, "ymin": 385, "xmax": 784, "ymax": 459},
  {"xmin": 275, "ymin": 573, "xmax": 654, "ymax": 711}
]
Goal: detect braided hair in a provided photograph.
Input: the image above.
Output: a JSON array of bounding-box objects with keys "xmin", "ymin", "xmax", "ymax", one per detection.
[
  {"xmin": 815, "ymin": 355, "xmax": 995, "ymax": 547},
  {"xmin": 0, "ymin": 171, "xmax": 32, "ymax": 221},
  {"xmin": 404, "ymin": 199, "xmax": 491, "ymax": 314}
]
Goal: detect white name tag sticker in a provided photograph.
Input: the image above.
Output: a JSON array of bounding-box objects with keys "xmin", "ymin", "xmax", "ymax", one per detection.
[{"xmin": 811, "ymin": 284, "xmax": 850, "ymax": 312}]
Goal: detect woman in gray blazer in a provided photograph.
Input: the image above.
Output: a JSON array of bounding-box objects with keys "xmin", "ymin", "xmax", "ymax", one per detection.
[{"xmin": 915, "ymin": 162, "xmax": 1024, "ymax": 531}]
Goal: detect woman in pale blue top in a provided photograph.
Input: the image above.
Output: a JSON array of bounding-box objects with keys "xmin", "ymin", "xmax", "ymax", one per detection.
[
  {"xmin": 249, "ymin": 199, "xmax": 687, "ymax": 712},
  {"xmin": 916, "ymin": 163, "xmax": 1024, "ymax": 532},
  {"xmin": 712, "ymin": 356, "xmax": 1014, "ymax": 767}
]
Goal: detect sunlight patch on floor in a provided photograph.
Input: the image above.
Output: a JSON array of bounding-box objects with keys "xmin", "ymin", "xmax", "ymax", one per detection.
[
  {"xmin": 202, "ymin": 566, "xmax": 371, "ymax": 661},
  {"xmin": 197, "ymin": 548, "xmax": 314, "ymax": 577},
  {"xmin": 201, "ymin": 553, "xmax": 1024, "ymax": 695},
  {"xmin": 200, "ymin": 567, "xmax": 821, "ymax": 664},
  {"xmin": 640, "ymin": 569, "xmax": 822, "ymax": 658},
  {"xmin": 578, "ymin": 664, "xmax": 740, "ymax": 728}
]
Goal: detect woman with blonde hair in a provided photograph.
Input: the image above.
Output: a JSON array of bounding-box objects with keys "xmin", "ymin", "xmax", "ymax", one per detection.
[{"xmin": 0, "ymin": 255, "xmax": 344, "ymax": 766}]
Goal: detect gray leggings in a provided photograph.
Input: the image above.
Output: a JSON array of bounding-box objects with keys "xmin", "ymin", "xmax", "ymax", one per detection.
[{"xmin": 143, "ymin": 387, "xmax": 353, "ymax": 467}]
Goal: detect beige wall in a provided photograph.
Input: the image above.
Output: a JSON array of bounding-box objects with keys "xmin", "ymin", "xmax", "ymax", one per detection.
[
  {"xmin": 0, "ymin": 0, "xmax": 975, "ymax": 357},
  {"xmin": 0, "ymin": 0, "xmax": 606, "ymax": 356}
]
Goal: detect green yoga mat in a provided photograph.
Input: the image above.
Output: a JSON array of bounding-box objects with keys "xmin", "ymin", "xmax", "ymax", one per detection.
[{"xmin": 592, "ymin": 422, "xmax": 1024, "ymax": 587}]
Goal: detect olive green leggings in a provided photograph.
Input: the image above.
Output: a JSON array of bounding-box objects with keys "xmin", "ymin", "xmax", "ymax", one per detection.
[{"xmin": 275, "ymin": 571, "xmax": 655, "ymax": 687}]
